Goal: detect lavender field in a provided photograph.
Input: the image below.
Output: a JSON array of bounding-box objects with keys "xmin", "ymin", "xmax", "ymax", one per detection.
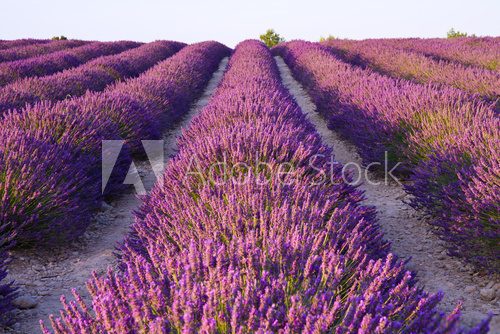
[{"xmin": 0, "ymin": 36, "xmax": 498, "ymax": 333}]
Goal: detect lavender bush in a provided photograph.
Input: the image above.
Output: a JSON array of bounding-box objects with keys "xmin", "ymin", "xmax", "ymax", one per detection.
[
  {"xmin": 2, "ymin": 98, "xmax": 129, "ymax": 197},
  {"xmin": 0, "ymin": 124, "xmax": 98, "ymax": 246},
  {"xmin": 41, "ymin": 40, "xmax": 489, "ymax": 333},
  {"xmin": 274, "ymin": 41, "xmax": 499, "ymax": 271},
  {"xmin": 0, "ymin": 41, "xmax": 139, "ymax": 86},
  {"xmin": 0, "ymin": 39, "xmax": 50, "ymax": 51},
  {"xmin": 0, "ymin": 39, "xmax": 87, "ymax": 63}
]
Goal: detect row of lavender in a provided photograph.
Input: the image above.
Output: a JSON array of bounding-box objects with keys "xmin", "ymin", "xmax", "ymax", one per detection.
[
  {"xmin": 41, "ymin": 40, "xmax": 488, "ymax": 333},
  {"xmin": 0, "ymin": 40, "xmax": 183, "ymax": 114},
  {"xmin": 274, "ymin": 41, "xmax": 499, "ymax": 272},
  {"xmin": 0, "ymin": 41, "xmax": 230, "ymax": 324},
  {"xmin": 388, "ymin": 37, "xmax": 500, "ymax": 71},
  {"xmin": 0, "ymin": 41, "xmax": 141, "ymax": 86},
  {"xmin": 0, "ymin": 39, "xmax": 52, "ymax": 51},
  {"xmin": 0, "ymin": 39, "xmax": 51, "ymax": 51},
  {"xmin": 322, "ymin": 39, "xmax": 500, "ymax": 102},
  {"xmin": 0, "ymin": 39, "xmax": 88, "ymax": 63}
]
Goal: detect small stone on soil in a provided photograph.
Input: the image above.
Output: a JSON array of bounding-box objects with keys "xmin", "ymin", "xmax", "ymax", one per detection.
[
  {"xmin": 12, "ymin": 296, "xmax": 38, "ymax": 309},
  {"xmin": 464, "ymin": 286, "xmax": 476, "ymax": 293},
  {"xmin": 479, "ymin": 288, "xmax": 496, "ymax": 302}
]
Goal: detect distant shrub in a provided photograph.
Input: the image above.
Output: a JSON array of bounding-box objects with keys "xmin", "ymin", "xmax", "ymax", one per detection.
[
  {"xmin": 259, "ymin": 29, "xmax": 285, "ymax": 48},
  {"xmin": 51, "ymin": 36, "xmax": 68, "ymax": 40},
  {"xmin": 319, "ymin": 35, "xmax": 336, "ymax": 42},
  {"xmin": 447, "ymin": 28, "xmax": 473, "ymax": 38}
]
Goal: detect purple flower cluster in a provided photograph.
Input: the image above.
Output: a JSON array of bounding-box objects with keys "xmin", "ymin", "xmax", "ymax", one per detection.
[
  {"xmin": 0, "ymin": 41, "xmax": 229, "ymax": 323},
  {"xmin": 0, "ymin": 41, "xmax": 184, "ymax": 114},
  {"xmin": 366, "ymin": 37, "xmax": 500, "ymax": 72},
  {"xmin": 274, "ymin": 41, "xmax": 499, "ymax": 271},
  {"xmin": 322, "ymin": 39, "xmax": 500, "ymax": 102},
  {"xmin": 0, "ymin": 41, "xmax": 140, "ymax": 86},
  {"xmin": 0, "ymin": 39, "xmax": 87, "ymax": 63},
  {"xmin": 41, "ymin": 41, "xmax": 489, "ymax": 333},
  {"xmin": 0, "ymin": 39, "xmax": 50, "ymax": 51}
]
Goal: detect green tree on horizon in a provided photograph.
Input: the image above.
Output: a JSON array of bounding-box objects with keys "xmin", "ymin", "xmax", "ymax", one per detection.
[
  {"xmin": 447, "ymin": 28, "xmax": 472, "ymax": 38},
  {"xmin": 260, "ymin": 29, "xmax": 285, "ymax": 48},
  {"xmin": 319, "ymin": 35, "xmax": 337, "ymax": 42}
]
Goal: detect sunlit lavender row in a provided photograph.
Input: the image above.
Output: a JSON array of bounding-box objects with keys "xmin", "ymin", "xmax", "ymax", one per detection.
[
  {"xmin": 0, "ymin": 40, "xmax": 183, "ymax": 114},
  {"xmin": 365, "ymin": 37, "xmax": 500, "ymax": 71},
  {"xmin": 322, "ymin": 39, "xmax": 500, "ymax": 102},
  {"xmin": 0, "ymin": 39, "xmax": 88, "ymax": 63},
  {"xmin": 0, "ymin": 39, "xmax": 51, "ymax": 51},
  {"xmin": 0, "ymin": 41, "xmax": 141, "ymax": 86},
  {"xmin": 274, "ymin": 41, "xmax": 499, "ymax": 272}
]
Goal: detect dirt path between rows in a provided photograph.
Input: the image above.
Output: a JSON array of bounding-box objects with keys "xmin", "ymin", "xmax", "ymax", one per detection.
[
  {"xmin": 3, "ymin": 57, "xmax": 229, "ymax": 334},
  {"xmin": 275, "ymin": 56, "xmax": 499, "ymax": 332}
]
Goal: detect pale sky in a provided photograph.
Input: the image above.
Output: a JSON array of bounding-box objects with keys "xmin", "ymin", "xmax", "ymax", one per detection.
[{"xmin": 1, "ymin": 0, "xmax": 499, "ymax": 47}]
